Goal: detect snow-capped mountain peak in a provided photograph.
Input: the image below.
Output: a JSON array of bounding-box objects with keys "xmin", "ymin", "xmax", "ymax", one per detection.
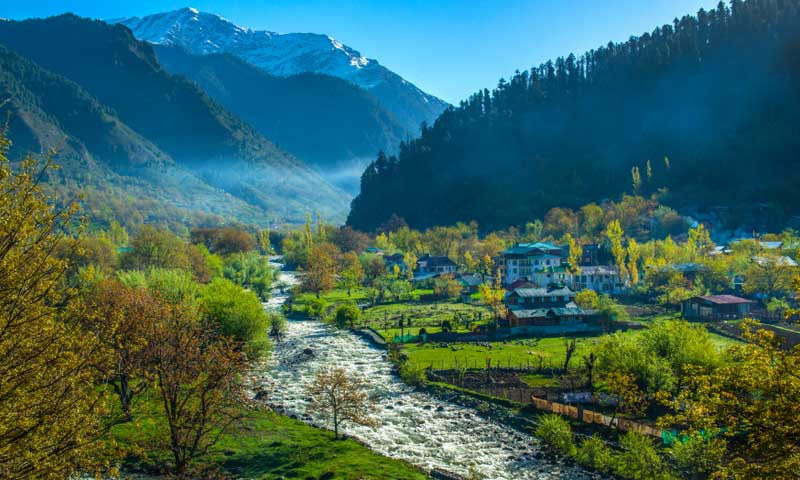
[
  {"xmin": 116, "ymin": 7, "xmax": 373, "ymax": 82},
  {"xmin": 114, "ymin": 7, "xmax": 448, "ymax": 134}
]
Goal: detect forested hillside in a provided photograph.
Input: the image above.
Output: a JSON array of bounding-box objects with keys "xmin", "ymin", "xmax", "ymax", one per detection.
[
  {"xmin": 0, "ymin": 14, "xmax": 350, "ymax": 225},
  {"xmin": 0, "ymin": 43, "xmax": 271, "ymax": 230},
  {"xmin": 348, "ymin": 0, "xmax": 800, "ymax": 232},
  {"xmin": 153, "ymin": 45, "xmax": 408, "ymax": 193}
]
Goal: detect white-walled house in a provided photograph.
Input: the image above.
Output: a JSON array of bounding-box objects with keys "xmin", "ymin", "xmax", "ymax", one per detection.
[
  {"xmin": 571, "ymin": 266, "xmax": 624, "ymax": 294},
  {"xmin": 501, "ymin": 243, "xmax": 564, "ymax": 285}
]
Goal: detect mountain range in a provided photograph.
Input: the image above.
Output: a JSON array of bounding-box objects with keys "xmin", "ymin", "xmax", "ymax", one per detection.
[
  {"xmin": 114, "ymin": 7, "xmax": 449, "ymax": 191},
  {"xmin": 0, "ymin": 14, "xmax": 350, "ymax": 227}
]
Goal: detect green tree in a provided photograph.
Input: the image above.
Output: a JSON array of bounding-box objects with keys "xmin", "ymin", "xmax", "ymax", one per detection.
[
  {"xmin": 660, "ymin": 321, "xmax": 800, "ymax": 478},
  {"xmin": 338, "ymin": 251, "xmax": 365, "ymax": 296},
  {"xmin": 223, "ymin": 251, "xmax": 274, "ymax": 299},
  {"xmin": 743, "ymin": 254, "xmax": 794, "ymax": 299},
  {"xmin": 121, "ymin": 225, "xmax": 190, "ymax": 271},
  {"xmin": 201, "ymin": 278, "xmax": 270, "ymax": 356},
  {"xmin": 686, "ymin": 224, "xmax": 714, "ymax": 260},
  {"xmin": 631, "ymin": 165, "xmax": 642, "ymax": 194},
  {"xmin": 146, "ymin": 268, "xmax": 199, "ymax": 305}
]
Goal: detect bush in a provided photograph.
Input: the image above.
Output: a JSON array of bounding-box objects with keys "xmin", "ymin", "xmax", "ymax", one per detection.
[
  {"xmin": 305, "ymin": 297, "xmax": 328, "ymax": 319},
  {"xmin": 268, "ymin": 312, "xmax": 287, "ymax": 341},
  {"xmin": 334, "ymin": 303, "xmax": 361, "ymax": 329},
  {"xmin": 668, "ymin": 434, "xmax": 725, "ymax": 479},
  {"xmin": 575, "ymin": 289, "xmax": 600, "ymax": 309},
  {"xmin": 399, "ymin": 363, "xmax": 427, "ymax": 387},
  {"xmin": 615, "ymin": 432, "xmax": 675, "ymax": 480},
  {"xmin": 200, "ymin": 278, "xmax": 270, "ymax": 357},
  {"xmin": 575, "ymin": 435, "xmax": 614, "ymax": 473},
  {"xmin": 534, "ymin": 414, "xmax": 575, "ymax": 456}
]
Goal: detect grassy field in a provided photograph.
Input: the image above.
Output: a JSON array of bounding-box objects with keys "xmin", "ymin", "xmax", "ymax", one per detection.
[
  {"xmin": 362, "ymin": 301, "xmax": 493, "ymax": 338},
  {"xmin": 110, "ymin": 395, "xmax": 426, "ymax": 479},
  {"xmin": 399, "ymin": 326, "xmax": 741, "ymax": 372},
  {"xmin": 402, "ymin": 336, "xmax": 595, "ymax": 371}
]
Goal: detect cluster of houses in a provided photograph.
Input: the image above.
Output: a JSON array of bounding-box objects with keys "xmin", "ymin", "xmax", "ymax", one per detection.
[{"xmin": 365, "ymin": 237, "xmax": 792, "ymax": 333}]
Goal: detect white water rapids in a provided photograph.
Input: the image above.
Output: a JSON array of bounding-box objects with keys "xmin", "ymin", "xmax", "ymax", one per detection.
[{"xmin": 254, "ymin": 262, "xmax": 594, "ymax": 480}]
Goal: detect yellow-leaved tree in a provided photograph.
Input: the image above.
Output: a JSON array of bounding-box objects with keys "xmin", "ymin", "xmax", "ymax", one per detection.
[
  {"xmin": 0, "ymin": 135, "xmax": 110, "ymax": 478},
  {"xmin": 605, "ymin": 220, "xmax": 628, "ymax": 282}
]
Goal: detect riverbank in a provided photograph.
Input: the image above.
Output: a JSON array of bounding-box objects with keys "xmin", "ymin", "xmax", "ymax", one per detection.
[
  {"xmin": 109, "ymin": 393, "xmax": 428, "ymax": 479},
  {"xmin": 259, "ymin": 317, "xmax": 591, "ymax": 480}
]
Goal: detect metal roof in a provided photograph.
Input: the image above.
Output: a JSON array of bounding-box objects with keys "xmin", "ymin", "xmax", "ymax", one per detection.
[
  {"xmin": 697, "ymin": 295, "xmax": 753, "ymax": 305},
  {"xmin": 510, "ymin": 286, "xmax": 575, "ymax": 298}
]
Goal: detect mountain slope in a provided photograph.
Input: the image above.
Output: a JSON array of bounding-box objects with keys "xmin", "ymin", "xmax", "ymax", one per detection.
[
  {"xmin": 0, "ymin": 42, "xmax": 267, "ymax": 229},
  {"xmin": 152, "ymin": 44, "xmax": 408, "ymax": 193},
  {"xmin": 347, "ymin": 0, "xmax": 800, "ymax": 232},
  {"xmin": 0, "ymin": 14, "xmax": 350, "ymax": 224},
  {"xmin": 114, "ymin": 8, "xmax": 448, "ymax": 136}
]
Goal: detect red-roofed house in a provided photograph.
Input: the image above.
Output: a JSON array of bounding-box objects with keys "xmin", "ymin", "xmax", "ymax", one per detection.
[{"xmin": 681, "ymin": 295, "xmax": 753, "ymax": 320}]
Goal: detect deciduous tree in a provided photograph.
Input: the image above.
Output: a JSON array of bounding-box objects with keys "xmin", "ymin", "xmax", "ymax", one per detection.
[
  {"xmin": 0, "ymin": 142, "xmax": 108, "ymax": 478},
  {"xmin": 302, "ymin": 242, "xmax": 339, "ymax": 298},
  {"xmin": 306, "ymin": 368, "xmax": 377, "ymax": 439},
  {"xmin": 147, "ymin": 304, "xmax": 247, "ymax": 475},
  {"xmin": 660, "ymin": 321, "xmax": 800, "ymax": 478}
]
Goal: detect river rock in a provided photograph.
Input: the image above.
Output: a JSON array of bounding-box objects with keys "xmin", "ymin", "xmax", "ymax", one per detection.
[{"xmin": 302, "ymin": 348, "xmax": 314, "ymax": 355}]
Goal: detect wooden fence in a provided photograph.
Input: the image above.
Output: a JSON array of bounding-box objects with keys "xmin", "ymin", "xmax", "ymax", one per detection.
[{"xmin": 531, "ymin": 396, "xmax": 662, "ymax": 439}]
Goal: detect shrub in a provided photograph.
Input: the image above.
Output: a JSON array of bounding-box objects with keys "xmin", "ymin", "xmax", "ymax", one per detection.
[
  {"xmin": 305, "ymin": 297, "xmax": 328, "ymax": 319},
  {"xmin": 575, "ymin": 435, "xmax": 614, "ymax": 473},
  {"xmin": 399, "ymin": 363, "xmax": 427, "ymax": 387},
  {"xmin": 268, "ymin": 312, "xmax": 287, "ymax": 341},
  {"xmin": 615, "ymin": 432, "xmax": 675, "ymax": 480},
  {"xmin": 668, "ymin": 434, "xmax": 725, "ymax": 479},
  {"xmin": 534, "ymin": 414, "xmax": 575, "ymax": 456},
  {"xmin": 575, "ymin": 289, "xmax": 600, "ymax": 309},
  {"xmin": 334, "ymin": 303, "xmax": 361, "ymax": 329}
]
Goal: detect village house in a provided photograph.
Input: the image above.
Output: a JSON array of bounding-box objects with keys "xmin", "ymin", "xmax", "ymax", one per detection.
[
  {"xmin": 416, "ymin": 254, "xmax": 457, "ymax": 275},
  {"xmin": 501, "ymin": 242, "xmax": 623, "ymax": 294},
  {"xmin": 571, "ymin": 266, "xmax": 623, "ymax": 294},
  {"xmin": 456, "ymin": 273, "xmax": 485, "ymax": 293},
  {"xmin": 501, "ymin": 242, "xmax": 564, "ymax": 285},
  {"xmin": 681, "ymin": 295, "xmax": 753, "ymax": 320},
  {"xmin": 502, "ymin": 285, "xmax": 599, "ymax": 334}
]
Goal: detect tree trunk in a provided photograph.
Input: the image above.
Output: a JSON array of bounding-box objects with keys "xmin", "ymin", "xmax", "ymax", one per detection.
[{"xmin": 333, "ymin": 410, "xmax": 339, "ymax": 439}]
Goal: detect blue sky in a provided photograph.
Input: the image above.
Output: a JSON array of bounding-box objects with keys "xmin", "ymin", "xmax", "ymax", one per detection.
[{"xmin": 4, "ymin": 0, "xmax": 717, "ymax": 104}]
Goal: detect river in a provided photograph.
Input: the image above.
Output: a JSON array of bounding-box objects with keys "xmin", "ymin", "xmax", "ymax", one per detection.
[{"xmin": 253, "ymin": 261, "xmax": 592, "ymax": 480}]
